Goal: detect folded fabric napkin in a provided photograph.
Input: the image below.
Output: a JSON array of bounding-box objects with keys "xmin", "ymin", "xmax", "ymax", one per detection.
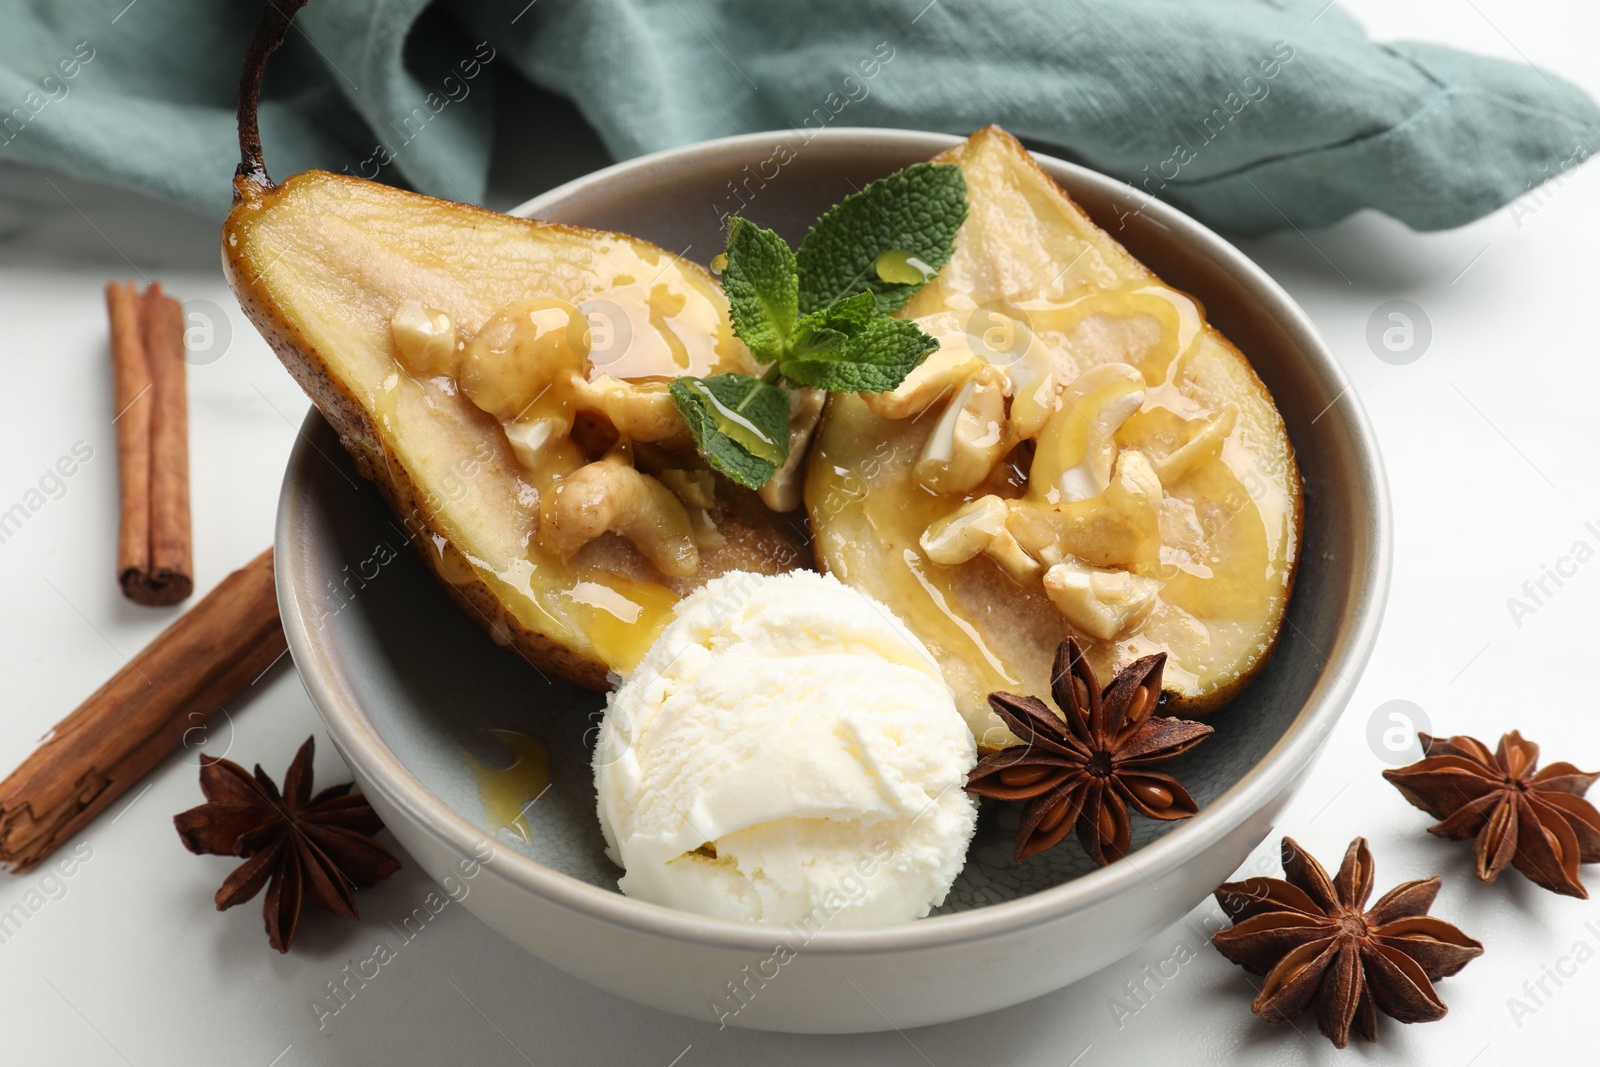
[{"xmin": 0, "ymin": 0, "xmax": 1592, "ymax": 234}]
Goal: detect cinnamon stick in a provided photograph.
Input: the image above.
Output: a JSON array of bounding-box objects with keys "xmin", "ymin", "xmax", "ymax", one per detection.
[
  {"xmin": 107, "ymin": 280, "xmax": 194, "ymax": 605},
  {"xmin": 0, "ymin": 548, "xmax": 284, "ymax": 871},
  {"xmin": 107, "ymin": 281, "xmax": 153, "ymax": 594},
  {"xmin": 143, "ymin": 284, "xmax": 193, "ymax": 601}
]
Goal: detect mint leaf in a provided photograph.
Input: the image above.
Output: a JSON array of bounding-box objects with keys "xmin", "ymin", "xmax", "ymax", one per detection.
[
  {"xmin": 784, "ymin": 290, "xmax": 875, "ymax": 363},
  {"xmin": 781, "ymin": 316, "xmax": 939, "ymax": 393},
  {"xmin": 781, "ymin": 291, "xmax": 936, "ymax": 392},
  {"xmin": 803, "ymin": 289, "xmax": 877, "ymax": 333},
  {"xmin": 720, "ymin": 217, "xmax": 797, "ymax": 364},
  {"xmin": 669, "ymin": 373, "xmax": 790, "ymax": 489},
  {"xmin": 796, "ymin": 163, "xmax": 967, "ymax": 316}
]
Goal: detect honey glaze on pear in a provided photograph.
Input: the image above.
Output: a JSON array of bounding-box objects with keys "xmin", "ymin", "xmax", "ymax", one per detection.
[
  {"xmin": 806, "ymin": 128, "xmax": 1301, "ymax": 745},
  {"xmin": 221, "ymin": 1, "xmax": 803, "ymax": 685}
]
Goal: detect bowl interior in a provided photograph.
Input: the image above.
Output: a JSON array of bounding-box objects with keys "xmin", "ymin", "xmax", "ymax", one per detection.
[{"xmin": 280, "ymin": 130, "xmax": 1383, "ymax": 918}]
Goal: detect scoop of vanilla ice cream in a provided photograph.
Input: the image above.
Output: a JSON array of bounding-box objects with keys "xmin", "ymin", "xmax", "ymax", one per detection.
[{"xmin": 594, "ymin": 570, "xmax": 978, "ymax": 926}]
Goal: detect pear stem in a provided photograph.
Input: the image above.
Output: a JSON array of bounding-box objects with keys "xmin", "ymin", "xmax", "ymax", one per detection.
[{"xmin": 235, "ymin": 0, "xmax": 311, "ymax": 199}]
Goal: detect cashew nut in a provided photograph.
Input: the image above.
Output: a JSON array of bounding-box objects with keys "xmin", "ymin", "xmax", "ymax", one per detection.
[
  {"xmin": 985, "ymin": 528, "xmax": 1044, "ymax": 584},
  {"xmin": 920, "ymin": 495, "xmax": 1009, "ymax": 565},
  {"xmin": 657, "ymin": 468, "xmax": 717, "ymax": 509},
  {"xmin": 538, "ymin": 456, "xmax": 699, "ymax": 577},
  {"xmin": 578, "ymin": 375, "xmax": 691, "ymax": 446},
  {"xmin": 458, "ymin": 298, "xmax": 590, "ymax": 421},
  {"xmin": 920, "ymin": 495, "xmax": 1043, "ymax": 584},
  {"xmin": 862, "ymin": 315, "xmax": 996, "ymax": 419},
  {"xmin": 991, "ymin": 328, "xmax": 1058, "ymax": 440},
  {"xmin": 914, "ymin": 378, "xmax": 1007, "ymax": 495},
  {"xmin": 391, "ymin": 301, "xmax": 460, "ymax": 377},
  {"xmin": 1152, "ymin": 406, "xmax": 1237, "ymax": 485},
  {"xmin": 689, "ymin": 506, "xmax": 726, "ymax": 551},
  {"xmin": 758, "ymin": 387, "xmax": 827, "ymax": 513},
  {"xmin": 1043, "ymin": 558, "xmax": 1162, "ymax": 640},
  {"xmin": 1028, "ymin": 363, "xmax": 1146, "ymax": 505},
  {"xmin": 418, "ymin": 297, "xmax": 711, "ymax": 479},
  {"xmin": 1009, "ymin": 450, "xmax": 1164, "ymax": 568},
  {"xmin": 504, "ymin": 415, "xmax": 579, "ymax": 473},
  {"xmin": 864, "ymin": 307, "xmax": 1060, "ymax": 435}
]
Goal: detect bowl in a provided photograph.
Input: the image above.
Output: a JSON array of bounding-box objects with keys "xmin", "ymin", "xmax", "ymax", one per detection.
[{"xmin": 274, "ymin": 128, "xmax": 1390, "ymax": 1033}]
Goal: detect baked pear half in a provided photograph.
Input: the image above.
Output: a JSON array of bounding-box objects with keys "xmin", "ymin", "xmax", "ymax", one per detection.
[
  {"xmin": 224, "ymin": 5, "xmax": 803, "ymax": 687},
  {"xmin": 806, "ymin": 128, "xmax": 1302, "ymax": 744}
]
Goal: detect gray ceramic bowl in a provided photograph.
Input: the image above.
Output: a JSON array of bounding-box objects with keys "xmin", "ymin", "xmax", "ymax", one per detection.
[{"xmin": 274, "ymin": 128, "xmax": 1390, "ymax": 1033}]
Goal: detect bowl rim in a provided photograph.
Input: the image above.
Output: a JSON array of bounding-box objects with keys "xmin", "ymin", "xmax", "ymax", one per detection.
[{"xmin": 275, "ymin": 126, "xmax": 1391, "ymax": 956}]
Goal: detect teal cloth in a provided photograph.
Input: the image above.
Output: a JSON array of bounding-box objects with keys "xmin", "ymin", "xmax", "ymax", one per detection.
[{"xmin": 0, "ymin": 0, "xmax": 1593, "ymax": 235}]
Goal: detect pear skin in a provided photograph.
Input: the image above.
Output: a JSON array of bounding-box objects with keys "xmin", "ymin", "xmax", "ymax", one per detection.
[{"xmin": 223, "ymin": 5, "xmax": 804, "ymax": 688}]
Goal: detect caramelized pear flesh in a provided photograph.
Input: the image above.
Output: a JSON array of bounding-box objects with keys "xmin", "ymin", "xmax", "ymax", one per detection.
[
  {"xmin": 806, "ymin": 128, "xmax": 1301, "ymax": 745},
  {"xmin": 225, "ymin": 171, "xmax": 804, "ymax": 687}
]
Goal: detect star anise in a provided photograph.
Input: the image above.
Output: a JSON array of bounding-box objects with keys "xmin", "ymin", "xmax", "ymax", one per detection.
[
  {"xmin": 1212, "ymin": 836, "xmax": 1483, "ymax": 1049},
  {"xmin": 1382, "ymin": 730, "xmax": 1600, "ymax": 898},
  {"xmin": 174, "ymin": 736, "xmax": 400, "ymax": 952},
  {"xmin": 965, "ymin": 639, "xmax": 1212, "ymax": 864}
]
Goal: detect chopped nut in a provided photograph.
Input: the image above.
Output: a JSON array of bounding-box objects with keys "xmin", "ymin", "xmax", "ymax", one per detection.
[
  {"xmin": 985, "ymin": 528, "xmax": 1042, "ymax": 584},
  {"xmin": 459, "ymin": 298, "xmax": 588, "ymax": 420},
  {"xmin": 1009, "ymin": 450, "xmax": 1164, "ymax": 568},
  {"xmin": 914, "ymin": 378, "xmax": 1007, "ymax": 495},
  {"xmin": 657, "ymin": 468, "xmax": 717, "ymax": 509},
  {"xmin": 864, "ymin": 308, "xmax": 1060, "ymax": 433},
  {"xmin": 390, "ymin": 301, "xmax": 460, "ymax": 377},
  {"xmin": 920, "ymin": 495, "xmax": 1009, "ymax": 565},
  {"xmin": 455, "ymin": 300, "xmax": 699, "ymax": 476},
  {"xmin": 503, "ymin": 416, "xmax": 569, "ymax": 471},
  {"xmin": 997, "ymin": 332, "xmax": 1059, "ymax": 440},
  {"xmin": 539, "ymin": 456, "xmax": 699, "ymax": 577},
  {"xmin": 1074, "ymin": 449, "xmax": 1164, "ymax": 565},
  {"xmin": 578, "ymin": 375, "xmax": 689, "ymax": 444},
  {"xmin": 863, "ymin": 325, "xmax": 997, "ymax": 419},
  {"xmin": 1029, "ymin": 363, "xmax": 1146, "ymax": 505},
  {"xmin": 689, "ymin": 507, "xmax": 726, "ymax": 551},
  {"xmin": 921, "ymin": 496, "xmax": 1045, "ymax": 585},
  {"xmin": 1042, "ymin": 558, "xmax": 1162, "ymax": 640},
  {"xmin": 1152, "ymin": 406, "xmax": 1237, "ymax": 485},
  {"xmin": 758, "ymin": 387, "xmax": 826, "ymax": 513}
]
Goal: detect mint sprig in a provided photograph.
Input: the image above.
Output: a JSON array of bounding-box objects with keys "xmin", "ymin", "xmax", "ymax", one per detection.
[{"xmin": 671, "ymin": 162, "xmax": 968, "ymax": 489}]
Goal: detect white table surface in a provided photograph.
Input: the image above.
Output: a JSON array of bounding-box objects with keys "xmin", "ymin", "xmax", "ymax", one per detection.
[{"xmin": 3, "ymin": 1, "xmax": 1597, "ymax": 1063}]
